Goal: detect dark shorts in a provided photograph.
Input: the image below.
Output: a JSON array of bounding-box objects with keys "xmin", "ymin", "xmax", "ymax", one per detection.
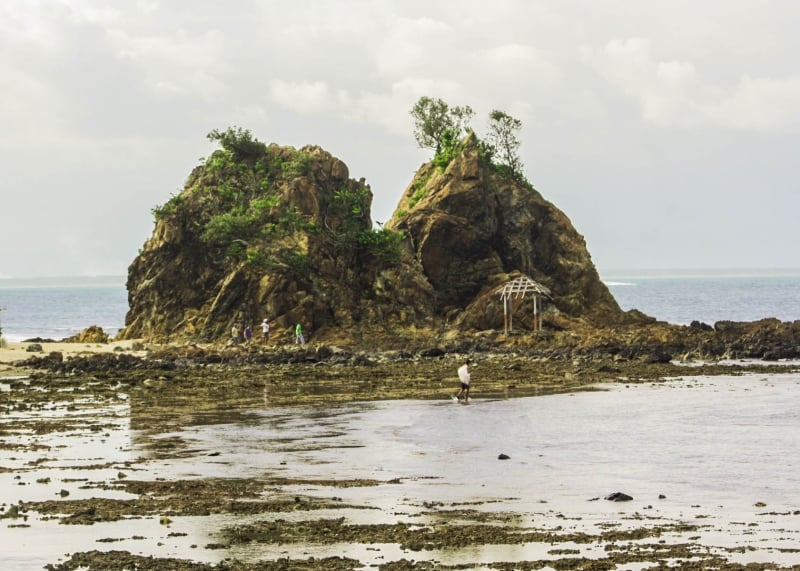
[{"xmin": 461, "ymin": 383, "xmax": 470, "ymax": 390}]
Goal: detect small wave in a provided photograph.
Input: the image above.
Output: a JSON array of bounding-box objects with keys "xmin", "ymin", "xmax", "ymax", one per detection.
[{"xmin": 603, "ymin": 281, "xmax": 637, "ymax": 287}]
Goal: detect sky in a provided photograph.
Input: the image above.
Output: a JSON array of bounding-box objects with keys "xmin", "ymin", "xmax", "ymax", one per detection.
[{"xmin": 1, "ymin": 0, "xmax": 799, "ymax": 279}]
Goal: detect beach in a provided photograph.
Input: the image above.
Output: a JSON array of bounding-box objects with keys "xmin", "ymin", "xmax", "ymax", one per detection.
[
  {"xmin": 0, "ymin": 340, "xmax": 145, "ymax": 375},
  {"xmin": 2, "ymin": 342, "xmax": 800, "ymax": 570}
]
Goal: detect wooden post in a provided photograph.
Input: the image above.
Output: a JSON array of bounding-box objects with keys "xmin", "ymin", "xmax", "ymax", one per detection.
[{"xmin": 503, "ymin": 295, "xmax": 508, "ymax": 334}]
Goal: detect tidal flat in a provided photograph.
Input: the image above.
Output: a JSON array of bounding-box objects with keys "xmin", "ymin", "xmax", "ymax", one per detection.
[{"xmin": 1, "ymin": 356, "xmax": 799, "ymax": 570}]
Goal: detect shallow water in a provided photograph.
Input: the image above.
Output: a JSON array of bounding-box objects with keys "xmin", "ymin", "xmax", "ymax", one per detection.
[{"xmin": 2, "ymin": 373, "xmax": 799, "ymax": 568}]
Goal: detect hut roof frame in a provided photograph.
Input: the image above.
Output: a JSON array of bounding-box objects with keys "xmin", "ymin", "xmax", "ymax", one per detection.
[
  {"xmin": 495, "ymin": 276, "xmax": 552, "ymax": 333},
  {"xmin": 496, "ymin": 276, "xmax": 552, "ymax": 300}
]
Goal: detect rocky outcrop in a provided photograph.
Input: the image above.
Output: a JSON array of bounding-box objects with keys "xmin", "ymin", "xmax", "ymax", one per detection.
[
  {"xmin": 119, "ymin": 141, "xmax": 439, "ymax": 344},
  {"xmin": 386, "ymin": 132, "xmax": 624, "ymax": 329},
  {"xmin": 63, "ymin": 325, "xmax": 110, "ymax": 344},
  {"xmin": 118, "ymin": 132, "xmax": 631, "ymax": 345}
]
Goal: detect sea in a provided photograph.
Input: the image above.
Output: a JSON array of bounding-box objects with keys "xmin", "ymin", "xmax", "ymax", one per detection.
[{"xmin": 0, "ymin": 270, "xmax": 799, "ymax": 342}]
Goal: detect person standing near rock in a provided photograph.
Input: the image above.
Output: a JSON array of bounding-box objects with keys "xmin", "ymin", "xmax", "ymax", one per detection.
[
  {"xmin": 261, "ymin": 318, "xmax": 270, "ymax": 344},
  {"xmin": 243, "ymin": 324, "xmax": 253, "ymax": 345},
  {"xmin": 231, "ymin": 324, "xmax": 239, "ymax": 346},
  {"xmin": 455, "ymin": 358, "xmax": 472, "ymax": 402},
  {"xmin": 295, "ymin": 323, "xmax": 305, "ymax": 345}
]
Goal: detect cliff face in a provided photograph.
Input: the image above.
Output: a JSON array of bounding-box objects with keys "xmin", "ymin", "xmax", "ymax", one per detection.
[{"xmin": 119, "ymin": 132, "xmax": 625, "ymax": 344}]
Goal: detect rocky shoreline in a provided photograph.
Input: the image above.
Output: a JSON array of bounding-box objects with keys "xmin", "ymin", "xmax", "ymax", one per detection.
[
  {"xmin": 10, "ymin": 314, "xmax": 800, "ymax": 382},
  {"xmin": 2, "ymin": 324, "xmax": 800, "ymax": 570}
]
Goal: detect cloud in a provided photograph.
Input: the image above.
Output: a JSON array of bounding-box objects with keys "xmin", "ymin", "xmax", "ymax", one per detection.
[
  {"xmin": 269, "ymin": 80, "xmax": 332, "ymax": 115},
  {"xmin": 480, "ymin": 43, "xmax": 562, "ymax": 85},
  {"xmin": 375, "ymin": 16, "xmax": 454, "ymax": 78},
  {"xmin": 713, "ymin": 75, "xmax": 800, "ymax": 132},
  {"xmin": 583, "ymin": 37, "xmax": 800, "ymax": 132}
]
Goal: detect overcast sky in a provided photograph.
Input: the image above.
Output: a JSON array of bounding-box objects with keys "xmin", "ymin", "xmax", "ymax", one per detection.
[{"xmin": 2, "ymin": 0, "xmax": 799, "ymax": 279}]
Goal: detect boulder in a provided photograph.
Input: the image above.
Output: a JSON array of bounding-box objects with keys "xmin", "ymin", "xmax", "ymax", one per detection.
[
  {"xmin": 62, "ymin": 325, "xmax": 109, "ymax": 344},
  {"xmin": 605, "ymin": 492, "xmax": 633, "ymax": 502}
]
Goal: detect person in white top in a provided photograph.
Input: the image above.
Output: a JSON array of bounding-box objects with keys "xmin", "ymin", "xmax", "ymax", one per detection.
[{"xmin": 456, "ymin": 358, "xmax": 472, "ymax": 401}]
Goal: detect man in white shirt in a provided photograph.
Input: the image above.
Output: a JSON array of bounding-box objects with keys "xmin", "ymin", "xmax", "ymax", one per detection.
[{"xmin": 456, "ymin": 358, "xmax": 472, "ymax": 401}]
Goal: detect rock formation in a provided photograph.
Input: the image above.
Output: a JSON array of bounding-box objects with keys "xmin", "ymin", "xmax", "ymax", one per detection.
[
  {"xmin": 118, "ymin": 130, "xmax": 629, "ymax": 345},
  {"xmin": 386, "ymin": 132, "xmax": 624, "ymax": 330}
]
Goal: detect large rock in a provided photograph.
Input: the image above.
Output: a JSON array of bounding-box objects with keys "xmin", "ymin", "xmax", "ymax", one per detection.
[
  {"xmin": 118, "ymin": 132, "xmax": 627, "ymax": 345},
  {"xmin": 119, "ymin": 142, "xmax": 428, "ymax": 344},
  {"xmin": 386, "ymin": 132, "xmax": 625, "ymax": 328},
  {"xmin": 63, "ymin": 325, "xmax": 109, "ymax": 343}
]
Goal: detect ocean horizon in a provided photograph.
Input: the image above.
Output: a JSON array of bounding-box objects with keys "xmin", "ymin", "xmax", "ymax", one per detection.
[{"xmin": 1, "ymin": 269, "xmax": 799, "ymax": 342}]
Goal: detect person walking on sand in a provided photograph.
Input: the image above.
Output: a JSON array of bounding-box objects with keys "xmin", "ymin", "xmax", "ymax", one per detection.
[
  {"xmin": 231, "ymin": 324, "xmax": 239, "ymax": 346},
  {"xmin": 261, "ymin": 318, "xmax": 270, "ymax": 344},
  {"xmin": 295, "ymin": 322, "xmax": 305, "ymax": 345},
  {"xmin": 243, "ymin": 324, "xmax": 253, "ymax": 345},
  {"xmin": 455, "ymin": 358, "xmax": 472, "ymax": 402}
]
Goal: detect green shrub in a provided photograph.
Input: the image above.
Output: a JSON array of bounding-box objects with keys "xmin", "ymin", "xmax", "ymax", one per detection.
[
  {"xmin": 282, "ymin": 151, "xmax": 312, "ymax": 179},
  {"xmin": 279, "ymin": 250, "xmax": 310, "ymax": 277},
  {"xmin": 151, "ymin": 193, "xmax": 184, "ymax": 221},
  {"xmin": 226, "ymin": 240, "xmax": 247, "ymax": 262},
  {"xmin": 202, "ymin": 212, "xmax": 258, "ymax": 246},
  {"xmin": 250, "ymin": 195, "xmax": 280, "ymax": 215},
  {"xmin": 332, "ymin": 187, "xmax": 370, "ymax": 218},
  {"xmin": 207, "ymin": 127, "xmax": 267, "ymax": 161},
  {"xmin": 277, "ymin": 207, "xmax": 304, "ymax": 233},
  {"xmin": 432, "ymin": 129, "xmax": 461, "ymax": 171},
  {"xmin": 245, "ymin": 248, "xmax": 272, "ymax": 269},
  {"xmin": 359, "ymin": 228, "xmax": 404, "ymax": 265}
]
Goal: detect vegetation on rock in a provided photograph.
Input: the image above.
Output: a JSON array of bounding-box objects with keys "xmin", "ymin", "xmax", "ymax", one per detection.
[
  {"xmin": 410, "ymin": 96, "xmax": 529, "ymax": 187},
  {"xmin": 410, "ymin": 96, "xmax": 475, "ymax": 155}
]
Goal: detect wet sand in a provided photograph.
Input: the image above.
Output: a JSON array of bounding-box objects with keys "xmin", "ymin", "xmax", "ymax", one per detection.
[{"xmin": 2, "ymin": 347, "xmax": 800, "ymax": 570}]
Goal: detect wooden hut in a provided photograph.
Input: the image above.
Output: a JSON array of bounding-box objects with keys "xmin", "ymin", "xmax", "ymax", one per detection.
[{"xmin": 496, "ymin": 276, "xmax": 552, "ymax": 333}]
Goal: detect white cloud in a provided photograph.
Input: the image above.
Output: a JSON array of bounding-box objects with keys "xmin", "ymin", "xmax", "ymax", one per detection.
[
  {"xmin": 375, "ymin": 16, "xmax": 454, "ymax": 77},
  {"xmin": 583, "ymin": 37, "xmax": 800, "ymax": 132},
  {"xmin": 713, "ymin": 75, "xmax": 800, "ymax": 132},
  {"xmin": 136, "ymin": 0, "xmax": 159, "ymax": 15},
  {"xmin": 480, "ymin": 43, "xmax": 562, "ymax": 86},
  {"xmin": 269, "ymin": 80, "xmax": 332, "ymax": 114}
]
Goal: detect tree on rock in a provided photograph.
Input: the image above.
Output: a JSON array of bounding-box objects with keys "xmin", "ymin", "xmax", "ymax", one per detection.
[
  {"xmin": 410, "ymin": 96, "xmax": 474, "ymax": 155},
  {"xmin": 486, "ymin": 110, "xmax": 524, "ymax": 183},
  {"xmin": 206, "ymin": 126, "xmax": 267, "ymax": 161}
]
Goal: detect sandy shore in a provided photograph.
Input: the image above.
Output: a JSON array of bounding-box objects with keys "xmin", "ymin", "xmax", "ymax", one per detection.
[{"xmin": 0, "ymin": 340, "xmax": 145, "ymax": 372}]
